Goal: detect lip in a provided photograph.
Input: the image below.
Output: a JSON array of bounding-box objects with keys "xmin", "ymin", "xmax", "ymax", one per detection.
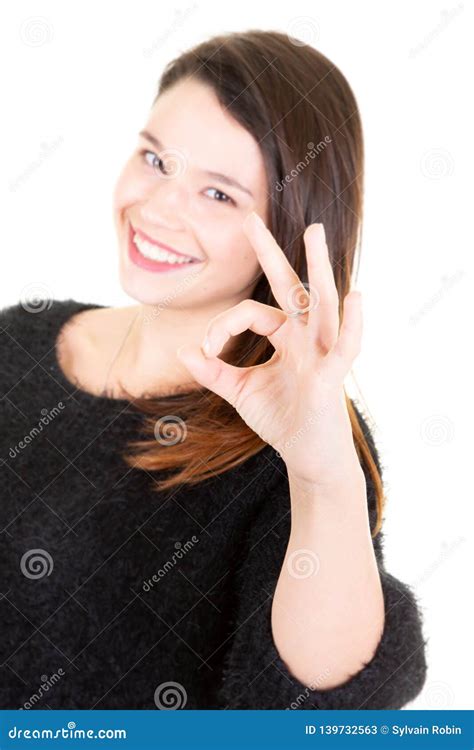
[
  {"xmin": 127, "ymin": 223, "xmax": 203, "ymax": 273},
  {"xmin": 131, "ymin": 224, "xmax": 201, "ymax": 261}
]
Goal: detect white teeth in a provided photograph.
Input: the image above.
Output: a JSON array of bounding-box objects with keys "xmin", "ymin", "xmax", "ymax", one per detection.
[{"xmin": 133, "ymin": 233, "xmax": 195, "ymax": 264}]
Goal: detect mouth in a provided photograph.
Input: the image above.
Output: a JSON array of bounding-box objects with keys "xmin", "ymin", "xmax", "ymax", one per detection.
[{"xmin": 127, "ymin": 223, "xmax": 203, "ymax": 273}]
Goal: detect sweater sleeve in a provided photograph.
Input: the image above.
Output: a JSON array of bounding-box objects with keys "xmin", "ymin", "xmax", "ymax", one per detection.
[{"xmin": 217, "ymin": 402, "xmax": 428, "ymax": 710}]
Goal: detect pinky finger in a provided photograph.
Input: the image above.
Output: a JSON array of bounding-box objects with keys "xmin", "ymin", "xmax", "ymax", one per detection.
[{"xmin": 323, "ymin": 291, "xmax": 363, "ymax": 382}]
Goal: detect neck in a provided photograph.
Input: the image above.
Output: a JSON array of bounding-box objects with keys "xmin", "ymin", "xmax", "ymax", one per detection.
[{"xmin": 106, "ymin": 300, "xmax": 238, "ymax": 398}]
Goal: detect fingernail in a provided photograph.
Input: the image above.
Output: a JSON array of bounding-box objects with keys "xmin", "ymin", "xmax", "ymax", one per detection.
[
  {"xmin": 245, "ymin": 211, "xmax": 265, "ymax": 231},
  {"xmin": 202, "ymin": 337, "xmax": 211, "ymax": 356}
]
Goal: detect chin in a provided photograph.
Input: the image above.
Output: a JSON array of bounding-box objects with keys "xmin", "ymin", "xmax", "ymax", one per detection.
[
  {"xmin": 118, "ymin": 276, "xmax": 161, "ymax": 307},
  {"xmin": 117, "ymin": 268, "xmax": 177, "ymax": 309}
]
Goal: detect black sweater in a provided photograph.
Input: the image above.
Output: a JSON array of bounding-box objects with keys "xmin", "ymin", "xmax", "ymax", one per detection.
[{"xmin": 0, "ymin": 298, "xmax": 428, "ymax": 710}]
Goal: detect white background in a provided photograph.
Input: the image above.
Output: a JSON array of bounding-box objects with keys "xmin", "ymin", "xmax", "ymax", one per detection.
[{"xmin": 1, "ymin": 0, "xmax": 471, "ymax": 710}]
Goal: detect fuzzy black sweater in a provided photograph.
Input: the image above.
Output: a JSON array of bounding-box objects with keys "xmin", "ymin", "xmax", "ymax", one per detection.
[{"xmin": 0, "ymin": 298, "xmax": 428, "ymax": 710}]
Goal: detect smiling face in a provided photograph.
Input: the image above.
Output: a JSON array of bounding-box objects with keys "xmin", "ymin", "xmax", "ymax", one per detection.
[{"xmin": 113, "ymin": 78, "xmax": 269, "ymax": 309}]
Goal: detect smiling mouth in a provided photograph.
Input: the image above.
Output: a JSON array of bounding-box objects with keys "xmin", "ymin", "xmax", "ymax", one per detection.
[{"xmin": 130, "ymin": 224, "xmax": 201, "ymax": 265}]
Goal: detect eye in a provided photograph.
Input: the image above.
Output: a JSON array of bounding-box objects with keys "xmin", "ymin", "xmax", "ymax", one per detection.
[
  {"xmin": 203, "ymin": 187, "xmax": 236, "ymax": 206},
  {"xmin": 139, "ymin": 148, "xmax": 168, "ymax": 174}
]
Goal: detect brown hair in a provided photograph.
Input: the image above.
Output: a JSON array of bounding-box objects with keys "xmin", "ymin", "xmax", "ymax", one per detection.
[{"xmin": 121, "ymin": 30, "xmax": 385, "ymax": 537}]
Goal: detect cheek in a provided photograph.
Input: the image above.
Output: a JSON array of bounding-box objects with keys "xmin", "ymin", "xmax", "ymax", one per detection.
[
  {"xmin": 226, "ymin": 231, "xmax": 259, "ymax": 270},
  {"xmin": 112, "ymin": 161, "xmax": 148, "ymax": 213},
  {"xmin": 200, "ymin": 222, "xmax": 260, "ymax": 276}
]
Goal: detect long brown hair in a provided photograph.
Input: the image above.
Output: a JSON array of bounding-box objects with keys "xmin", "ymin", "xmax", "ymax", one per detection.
[{"xmin": 121, "ymin": 30, "xmax": 385, "ymax": 537}]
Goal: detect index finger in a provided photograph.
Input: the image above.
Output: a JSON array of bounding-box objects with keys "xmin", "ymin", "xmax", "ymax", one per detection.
[{"xmin": 242, "ymin": 211, "xmax": 310, "ymax": 313}]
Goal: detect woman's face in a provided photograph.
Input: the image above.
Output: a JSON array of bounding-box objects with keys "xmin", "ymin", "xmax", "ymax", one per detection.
[{"xmin": 113, "ymin": 78, "xmax": 269, "ymax": 309}]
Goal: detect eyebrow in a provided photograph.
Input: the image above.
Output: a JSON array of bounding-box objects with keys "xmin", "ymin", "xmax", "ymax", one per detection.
[{"xmin": 138, "ymin": 129, "xmax": 255, "ymax": 199}]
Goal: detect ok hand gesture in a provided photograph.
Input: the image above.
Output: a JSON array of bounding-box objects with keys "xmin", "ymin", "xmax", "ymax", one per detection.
[{"xmin": 177, "ymin": 212, "xmax": 363, "ymax": 489}]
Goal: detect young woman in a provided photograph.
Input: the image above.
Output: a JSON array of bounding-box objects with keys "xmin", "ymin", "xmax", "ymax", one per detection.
[{"xmin": 0, "ymin": 30, "xmax": 427, "ymax": 710}]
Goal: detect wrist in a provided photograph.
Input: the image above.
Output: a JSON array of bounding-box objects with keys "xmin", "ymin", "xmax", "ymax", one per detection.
[
  {"xmin": 286, "ymin": 455, "xmax": 366, "ymax": 494},
  {"xmin": 287, "ymin": 463, "xmax": 367, "ymax": 515}
]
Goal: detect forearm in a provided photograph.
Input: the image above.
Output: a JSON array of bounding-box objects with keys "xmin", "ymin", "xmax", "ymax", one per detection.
[{"xmin": 271, "ymin": 466, "xmax": 385, "ymax": 691}]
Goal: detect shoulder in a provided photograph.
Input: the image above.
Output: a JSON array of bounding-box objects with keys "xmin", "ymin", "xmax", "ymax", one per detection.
[
  {"xmin": 0, "ymin": 297, "xmax": 79, "ymax": 354},
  {"xmin": 0, "ymin": 297, "xmax": 92, "ymax": 392},
  {"xmin": 57, "ymin": 303, "xmax": 139, "ymax": 354},
  {"xmin": 0, "ymin": 297, "xmax": 84, "ymax": 334},
  {"xmin": 0, "ymin": 299, "xmax": 51, "ymax": 383}
]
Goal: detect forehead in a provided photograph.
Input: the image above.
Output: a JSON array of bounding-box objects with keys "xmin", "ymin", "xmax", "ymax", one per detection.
[{"xmin": 145, "ymin": 78, "xmax": 268, "ymax": 197}]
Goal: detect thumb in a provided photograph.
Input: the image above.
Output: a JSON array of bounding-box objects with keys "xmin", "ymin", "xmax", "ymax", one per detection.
[{"xmin": 176, "ymin": 344, "xmax": 218, "ymax": 384}]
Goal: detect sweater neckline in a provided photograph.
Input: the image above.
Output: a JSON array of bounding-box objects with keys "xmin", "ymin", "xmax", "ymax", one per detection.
[{"xmin": 48, "ymin": 298, "xmax": 195, "ymax": 407}]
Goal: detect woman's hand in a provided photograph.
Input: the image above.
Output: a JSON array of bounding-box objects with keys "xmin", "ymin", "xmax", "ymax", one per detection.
[{"xmin": 176, "ymin": 211, "xmax": 363, "ymax": 489}]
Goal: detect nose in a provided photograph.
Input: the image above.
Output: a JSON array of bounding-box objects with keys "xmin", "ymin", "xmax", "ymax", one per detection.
[{"xmin": 139, "ymin": 178, "xmax": 188, "ymax": 230}]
